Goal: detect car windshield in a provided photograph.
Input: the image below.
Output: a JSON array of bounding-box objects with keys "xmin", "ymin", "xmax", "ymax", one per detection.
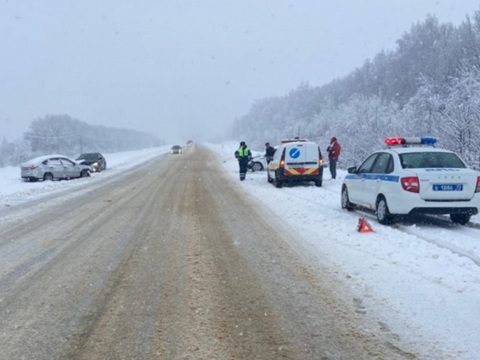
[
  {"xmin": 400, "ymin": 152, "xmax": 466, "ymax": 169},
  {"xmin": 78, "ymin": 154, "xmax": 98, "ymax": 160}
]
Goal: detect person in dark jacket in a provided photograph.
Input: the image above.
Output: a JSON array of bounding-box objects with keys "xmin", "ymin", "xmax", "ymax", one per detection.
[
  {"xmin": 327, "ymin": 137, "xmax": 341, "ymax": 179},
  {"xmin": 234, "ymin": 141, "xmax": 252, "ymax": 181},
  {"xmin": 264, "ymin": 142, "xmax": 276, "ymax": 164}
]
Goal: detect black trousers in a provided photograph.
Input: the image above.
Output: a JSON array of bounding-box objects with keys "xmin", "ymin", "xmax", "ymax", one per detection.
[{"xmin": 238, "ymin": 158, "xmax": 249, "ymax": 180}]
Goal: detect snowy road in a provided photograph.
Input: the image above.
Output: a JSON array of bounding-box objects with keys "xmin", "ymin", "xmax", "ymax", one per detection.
[
  {"xmin": 0, "ymin": 144, "xmax": 479, "ymax": 359},
  {"xmin": 0, "ymin": 146, "xmax": 418, "ymax": 359},
  {"xmin": 210, "ymin": 142, "xmax": 480, "ymax": 360}
]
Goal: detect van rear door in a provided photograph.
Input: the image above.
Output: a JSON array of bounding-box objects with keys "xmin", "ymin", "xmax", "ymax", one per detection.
[
  {"xmin": 284, "ymin": 143, "xmax": 319, "ymax": 175},
  {"xmin": 285, "ymin": 143, "xmax": 306, "ymax": 168}
]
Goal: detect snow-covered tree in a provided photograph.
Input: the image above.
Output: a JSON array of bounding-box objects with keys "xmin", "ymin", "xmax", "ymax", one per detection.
[{"xmin": 439, "ymin": 68, "xmax": 480, "ymax": 168}]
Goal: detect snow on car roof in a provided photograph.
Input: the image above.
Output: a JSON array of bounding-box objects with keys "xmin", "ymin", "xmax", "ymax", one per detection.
[{"xmin": 22, "ymin": 154, "xmax": 72, "ymax": 164}]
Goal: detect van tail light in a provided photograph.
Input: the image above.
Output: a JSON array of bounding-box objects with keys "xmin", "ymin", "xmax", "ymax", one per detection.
[
  {"xmin": 319, "ymin": 155, "xmax": 324, "ymax": 167},
  {"xmin": 317, "ymin": 147, "xmax": 324, "ymax": 167},
  {"xmin": 476, "ymin": 176, "xmax": 480, "ymax": 193},
  {"xmin": 401, "ymin": 176, "xmax": 420, "ymax": 193},
  {"xmin": 279, "ymin": 149, "xmax": 286, "ymax": 169}
]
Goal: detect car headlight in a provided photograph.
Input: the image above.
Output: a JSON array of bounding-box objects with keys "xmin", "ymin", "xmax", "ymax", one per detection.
[{"xmin": 92, "ymin": 162, "xmax": 99, "ymax": 169}]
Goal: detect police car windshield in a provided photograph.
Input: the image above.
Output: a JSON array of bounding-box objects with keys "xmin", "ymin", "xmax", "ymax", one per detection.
[{"xmin": 400, "ymin": 152, "xmax": 466, "ymax": 169}]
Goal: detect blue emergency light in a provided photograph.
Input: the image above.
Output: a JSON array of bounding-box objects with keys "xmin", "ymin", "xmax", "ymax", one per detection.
[{"xmin": 419, "ymin": 137, "xmax": 437, "ymax": 145}]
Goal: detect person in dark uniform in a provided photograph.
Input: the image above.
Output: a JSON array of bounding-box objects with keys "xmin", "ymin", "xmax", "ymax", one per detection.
[
  {"xmin": 264, "ymin": 142, "xmax": 276, "ymax": 164},
  {"xmin": 234, "ymin": 141, "xmax": 252, "ymax": 181}
]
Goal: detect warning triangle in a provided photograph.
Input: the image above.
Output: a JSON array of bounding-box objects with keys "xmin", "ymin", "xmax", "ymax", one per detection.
[{"xmin": 357, "ymin": 217, "xmax": 374, "ymax": 233}]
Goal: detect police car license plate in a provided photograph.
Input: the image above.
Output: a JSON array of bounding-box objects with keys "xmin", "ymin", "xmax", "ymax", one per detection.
[{"xmin": 433, "ymin": 184, "xmax": 463, "ymax": 191}]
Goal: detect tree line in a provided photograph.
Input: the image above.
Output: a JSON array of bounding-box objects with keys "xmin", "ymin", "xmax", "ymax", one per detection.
[
  {"xmin": 0, "ymin": 115, "xmax": 163, "ymax": 166},
  {"xmin": 230, "ymin": 9, "xmax": 480, "ymax": 170}
]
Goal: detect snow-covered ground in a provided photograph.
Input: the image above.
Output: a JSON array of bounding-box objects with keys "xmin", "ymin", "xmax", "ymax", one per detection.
[
  {"xmin": 0, "ymin": 147, "xmax": 170, "ymax": 207},
  {"xmin": 1, "ymin": 143, "xmax": 479, "ymax": 359}
]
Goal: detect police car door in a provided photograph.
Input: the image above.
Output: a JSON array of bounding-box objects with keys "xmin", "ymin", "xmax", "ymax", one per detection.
[
  {"xmin": 349, "ymin": 153, "xmax": 379, "ymax": 206},
  {"xmin": 363, "ymin": 152, "xmax": 394, "ymax": 208}
]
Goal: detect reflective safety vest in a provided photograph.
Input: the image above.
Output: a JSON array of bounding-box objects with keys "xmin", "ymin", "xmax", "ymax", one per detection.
[{"xmin": 236, "ymin": 146, "xmax": 250, "ymax": 158}]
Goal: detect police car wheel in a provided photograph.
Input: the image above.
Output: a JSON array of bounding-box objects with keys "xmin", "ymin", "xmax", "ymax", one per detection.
[
  {"xmin": 450, "ymin": 213, "xmax": 471, "ymax": 225},
  {"xmin": 376, "ymin": 197, "xmax": 393, "ymax": 224},
  {"xmin": 341, "ymin": 186, "xmax": 353, "ymax": 211}
]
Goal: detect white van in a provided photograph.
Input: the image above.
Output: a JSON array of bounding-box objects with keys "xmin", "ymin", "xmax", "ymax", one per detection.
[{"xmin": 267, "ymin": 139, "xmax": 325, "ymax": 188}]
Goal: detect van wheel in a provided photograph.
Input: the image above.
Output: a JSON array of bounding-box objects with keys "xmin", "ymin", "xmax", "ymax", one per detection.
[
  {"xmin": 450, "ymin": 213, "xmax": 470, "ymax": 225},
  {"xmin": 267, "ymin": 173, "xmax": 274, "ymax": 183},
  {"xmin": 315, "ymin": 178, "xmax": 322, "ymax": 187},
  {"xmin": 376, "ymin": 196, "xmax": 393, "ymax": 224},
  {"xmin": 275, "ymin": 175, "xmax": 283, "ymax": 188}
]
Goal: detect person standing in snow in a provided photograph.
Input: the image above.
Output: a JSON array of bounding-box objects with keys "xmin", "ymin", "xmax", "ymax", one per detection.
[
  {"xmin": 327, "ymin": 137, "xmax": 341, "ymax": 179},
  {"xmin": 234, "ymin": 141, "xmax": 252, "ymax": 181},
  {"xmin": 264, "ymin": 142, "xmax": 276, "ymax": 164}
]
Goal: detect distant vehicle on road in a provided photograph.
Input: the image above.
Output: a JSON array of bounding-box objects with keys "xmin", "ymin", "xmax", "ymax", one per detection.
[
  {"xmin": 21, "ymin": 154, "xmax": 91, "ymax": 182},
  {"xmin": 76, "ymin": 152, "xmax": 107, "ymax": 172},
  {"xmin": 171, "ymin": 145, "xmax": 182, "ymax": 154}
]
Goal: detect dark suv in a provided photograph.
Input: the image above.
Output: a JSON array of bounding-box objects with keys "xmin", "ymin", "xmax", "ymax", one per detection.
[{"xmin": 76, "ymin": 152, "xmax": 107, "ymax": 172}]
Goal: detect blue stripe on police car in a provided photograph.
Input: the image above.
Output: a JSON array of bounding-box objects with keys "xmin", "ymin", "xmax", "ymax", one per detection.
[{"xmin": 345, "ymin": 174, "xmax": 400, "ymax": 182}]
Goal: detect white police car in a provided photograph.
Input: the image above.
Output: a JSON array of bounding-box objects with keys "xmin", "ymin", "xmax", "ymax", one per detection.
[{"xmin": 341, "ymin": 137, "xmax": 480, "ymax": 225}]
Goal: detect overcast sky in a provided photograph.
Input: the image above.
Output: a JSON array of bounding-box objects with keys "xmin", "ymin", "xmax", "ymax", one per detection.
[{"xmin": 1, "ymin": 1, "xmax": 478, "ymax": 143}]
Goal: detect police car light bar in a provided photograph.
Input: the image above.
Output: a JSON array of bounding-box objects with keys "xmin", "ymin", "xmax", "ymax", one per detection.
[{"xmin": 384, "ymin": 137, "xmax": 437, "ymax": 146}]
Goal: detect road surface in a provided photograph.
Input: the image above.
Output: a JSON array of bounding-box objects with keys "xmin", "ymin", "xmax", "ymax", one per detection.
[{"xmin": 0, "ymin": 145, "xmax": 418, "ymax": 359}]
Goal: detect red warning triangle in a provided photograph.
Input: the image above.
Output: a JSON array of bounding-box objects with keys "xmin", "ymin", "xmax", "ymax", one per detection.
[{"xmin": 357, "ymin": 217, "xmax": 374, "ymax": 233}]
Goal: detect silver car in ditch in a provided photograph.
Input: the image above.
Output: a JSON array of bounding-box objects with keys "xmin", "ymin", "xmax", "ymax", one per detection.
[{"xmin": 21, "ymin": 154, "xmax": 91, "ymax": 182}]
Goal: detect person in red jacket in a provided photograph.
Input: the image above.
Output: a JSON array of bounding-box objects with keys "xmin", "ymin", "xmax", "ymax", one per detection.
[{"xmin": 327, "ymin": 137, "xmax": 341, "ymax": 179}]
